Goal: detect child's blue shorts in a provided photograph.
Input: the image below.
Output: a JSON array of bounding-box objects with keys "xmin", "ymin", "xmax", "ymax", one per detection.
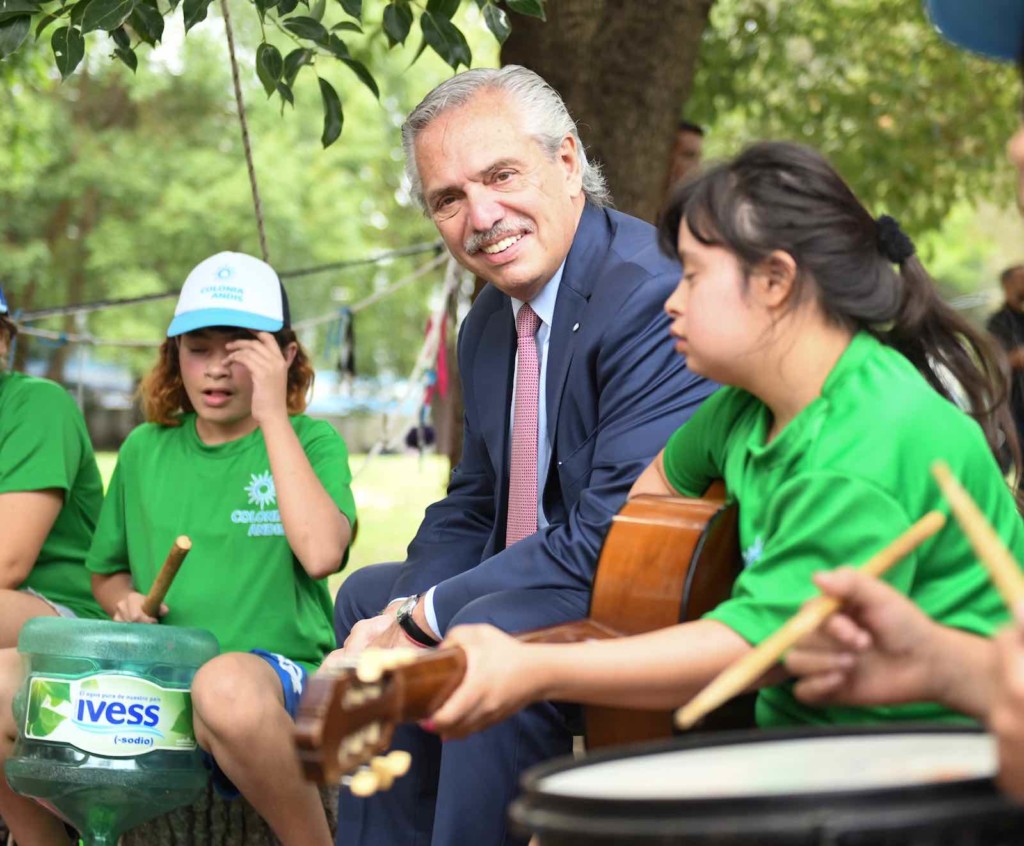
[{"xmin": 201, "ymin": 649, "xmax": 309, "ymax": 799}]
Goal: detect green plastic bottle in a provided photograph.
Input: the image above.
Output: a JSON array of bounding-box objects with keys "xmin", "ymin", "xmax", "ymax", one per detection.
[{"xmin": 6, "ymin": 617, "xmax": 219, "ymax": 846}]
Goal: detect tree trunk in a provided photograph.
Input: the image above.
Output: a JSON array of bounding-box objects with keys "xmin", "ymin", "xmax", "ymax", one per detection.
[
  {"xmin": 120, "ymin": 783, "xmax": 338, "ymax": 846},
  {"xmin": 502, "ymin": 0, "xmax": 714, "ymax": 223}
]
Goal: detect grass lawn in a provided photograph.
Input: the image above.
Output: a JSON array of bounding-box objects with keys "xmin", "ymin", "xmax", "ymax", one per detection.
[{"xmin": 95, "ymin": 451, "xmax": 450, "ymax": 598}]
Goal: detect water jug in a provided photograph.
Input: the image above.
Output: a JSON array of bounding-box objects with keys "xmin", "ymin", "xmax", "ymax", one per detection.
[{"xmin": 6, "ymin": 617, "xmax": 219, "ymax": 846}]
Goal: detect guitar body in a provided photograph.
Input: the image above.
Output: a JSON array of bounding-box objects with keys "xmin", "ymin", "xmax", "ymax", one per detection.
[
  {"xmin": 583, "ymin": 491, "xmax": 744, "ymax": 748},
  {"xmin": 295, "ymin": 489, "xmax": 745, "ymax": 783}
]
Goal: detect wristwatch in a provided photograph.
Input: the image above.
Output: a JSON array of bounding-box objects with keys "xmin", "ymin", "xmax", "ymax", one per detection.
[{"xmin": 395, "ymin": 594, "xmax": 440, "ymax": 647}]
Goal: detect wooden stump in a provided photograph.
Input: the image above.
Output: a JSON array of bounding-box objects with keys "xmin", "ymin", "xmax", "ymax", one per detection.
[{"xmin": 121, "ymin": 782, "xmax": 338, "ymax": 846}]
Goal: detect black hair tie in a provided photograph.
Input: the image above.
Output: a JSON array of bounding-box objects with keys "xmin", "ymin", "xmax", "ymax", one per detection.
[{"xmin": 876, "ymin": 214, "xmax": 915, "ymax": 265}]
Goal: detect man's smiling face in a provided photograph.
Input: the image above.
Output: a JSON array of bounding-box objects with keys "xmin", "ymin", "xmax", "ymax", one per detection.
[{"xmin": 415, "ymin": 89, "xmax": 585, "ymax": 301}]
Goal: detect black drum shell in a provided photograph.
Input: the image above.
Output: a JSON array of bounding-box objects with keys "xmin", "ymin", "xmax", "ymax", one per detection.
[{"xmin": 509, "ymin": 725, "xmax": 1024, "ymax": 845}]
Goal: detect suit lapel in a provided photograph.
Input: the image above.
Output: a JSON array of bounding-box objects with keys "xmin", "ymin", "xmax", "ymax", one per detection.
[
  {"xmin": 544, "ymin": 203, "xmax": 608, "ymax": 447},
  {"xmin": 476, "ymin": 300, "xmax": 515, "ymax": 475}
]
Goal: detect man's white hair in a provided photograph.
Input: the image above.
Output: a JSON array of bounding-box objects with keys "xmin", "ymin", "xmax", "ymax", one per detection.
[{"xmin": 402, "ymin": 65, "xmax": 611, "ymax": 211}]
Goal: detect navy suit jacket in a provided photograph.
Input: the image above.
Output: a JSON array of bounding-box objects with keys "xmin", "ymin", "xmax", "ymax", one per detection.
[{"xmin": 390, "ymin": 202, "xmax": 716, "ymax": 632}]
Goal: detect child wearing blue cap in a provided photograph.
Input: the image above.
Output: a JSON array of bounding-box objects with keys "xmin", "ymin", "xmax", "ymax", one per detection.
[
  {"xmin": 1, "ymin": 255, "xmax": 356, "ymax": 846},
  {"xmin": 0, "ymin": 286, "xmax": 109, "ymax": 844},
  {"xmin": 784, "ymin": 0, "xmax": 1024, "ymax": 803}
]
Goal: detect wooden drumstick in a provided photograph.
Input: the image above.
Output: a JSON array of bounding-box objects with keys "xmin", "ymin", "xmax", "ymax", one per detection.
[
  {"xmin": 141, "ymin": 535, "xmax": 192, "ymax": 619},
  {"xmin": 931, "ymin": 461, "xmax": 1024, "ymax": 608},
  {"xmin": 674, "ymin": 510, "xmax": 946, "ymax": 730}
]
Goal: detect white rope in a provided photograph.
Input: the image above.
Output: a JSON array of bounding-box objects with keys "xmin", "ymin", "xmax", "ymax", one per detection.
[
  {"xmin": 352, "ymin": 255, "xmax": 467, "ymax": 480},
  {"xmin": 292, "ymin": 251, "xmax": 449, "ymax": 330}
]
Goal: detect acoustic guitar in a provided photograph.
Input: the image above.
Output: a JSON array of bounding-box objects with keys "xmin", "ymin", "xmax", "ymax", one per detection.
[{"xmin": 294, "ymin": 490, "xmax": 745, "ymax": 784}]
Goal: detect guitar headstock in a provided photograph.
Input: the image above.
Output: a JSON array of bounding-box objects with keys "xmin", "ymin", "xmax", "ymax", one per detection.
[{"xmin": 295, "ymin": 649, "xmax": 418, "ymax": 784}]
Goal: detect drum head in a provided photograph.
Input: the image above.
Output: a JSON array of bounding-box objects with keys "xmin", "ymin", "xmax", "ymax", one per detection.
[{"xmin": 511, "ymin": 725, "xmax": 1024, "ymax": 846}]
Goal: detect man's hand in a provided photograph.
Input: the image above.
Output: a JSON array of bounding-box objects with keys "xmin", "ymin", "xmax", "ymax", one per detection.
[
  {"xmin": 343, "ymin": 613, "xmax": 401, "ymax": 658},
  {"xmin": 1007, "ymin": 348, "xmax": 1024, "ymax": 370},
  {"xmin": 113, "ymin": 591, "xmax": 164, "ymax": 624}
]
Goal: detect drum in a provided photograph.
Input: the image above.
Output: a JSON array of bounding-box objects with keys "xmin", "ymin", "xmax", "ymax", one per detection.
[{"xmin": 509, "ymin": 726, "xmax": 1024, "ymax": 845}]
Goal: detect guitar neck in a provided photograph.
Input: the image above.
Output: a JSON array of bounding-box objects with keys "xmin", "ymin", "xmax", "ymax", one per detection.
[
  {"xmin": 386, "ymin": 618, "xmax": 624, "ymax": 722},
  {"xmin": 295, "ymin": 618, "xmax": 622, "ymax": 782}
]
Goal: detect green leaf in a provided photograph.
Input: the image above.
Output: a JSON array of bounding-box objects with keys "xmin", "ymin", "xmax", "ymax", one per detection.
[
  {"xmin": 324, "ymin": 31, "xmax": 347, "ymax": 57},
  {"xmin": 35, "ymin": 11, "xmax": 60, "ymax": 37},
  {"xmin": 331, "ymin": 19, "xmax": 359, "ymax": 32},
  {"xmin": 275, "ymin": 0, "xmax": 296, "ymax": 14},
  {"xmin": 181, "ymin": 0, "xmax": 211, "ymax": 31},
  {"xmin": 337, "ymin": 0, "xmax": 358, "ymax": 18},
  {"xmin": 41, "ymin": 681, "xmax": 71, "ymax": 706},
  {"xmin": 128, "ymin": 1, "xmax": 162, "ymax": 43},
  {"xmin": 426, "ymin": 0, "xmax": 458, "ymax": 20},
  {"xmin": 282, "ymin": 46, "xmax": 310, "ymax": 85},
  {"xmin": 276, "ymin": 78, "xmax": 293, "ymax": 107},
  {"xmin": 255, "ymin": 41, "xmax": 282, "ymax": 95},
  {"xmin": 29, "ymin": 705, "xmax": 64, "ymax": 738},
  {"xmin": 169, "ymin": 699, "xmax": 193, "ymax": 737},
  {"xmin": 318, "ymin": 76, "xmax": 342, "ymax": 147},
  {"xmin": 420, "ymin": 10, "xmax": 470, "ymax": 69},
  {"xmin": 381, "ymin": 1, "xmax": 410, "ymax": 46},
  {"xmin": 114, "ymin": 43, "xmax": 136, "ymax": 70},
  {"xmin": 282, "ymin": 14, "xmax": 326, "ymax": 41},
  {"xmin": 506, "ymin": 0, "xmax": 543, "ymax": 20},
  {"xmin": 0, "ymin": 0, "xmax": 38, "ymax": 24},
  {"xmin": 340, "ymin": 55, "xmax": 378, "ymax": 99},
  {"xmin": 69, "ymin": 0, "xmax": 92, "ymax": 27},
  {"xmin": 110, "ymin": 22, "xmax": 128, "ymax": 45},
  {"xmin": 0, "ymin": 14, "xmax": 30, "ymax": 57},
  {"xmin": 482, "ymin": 2, "xmax": 508, "ymax": 44},
  {"xmin": 308, "ymin": 0, "xmax": 322, "ymax": 19},
  {"xmin": 80, "ymin": 0, "xmax": 133, "ymax": 33}
]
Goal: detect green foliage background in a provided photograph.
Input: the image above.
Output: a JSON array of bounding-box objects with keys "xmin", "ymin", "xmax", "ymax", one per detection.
[{"xmin": 1, "ymin": 1, "xmax": 502, "ymax": 376}]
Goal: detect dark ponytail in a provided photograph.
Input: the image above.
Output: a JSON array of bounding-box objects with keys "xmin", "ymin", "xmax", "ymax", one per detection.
[{"xmin": 658, "ymin": 141, "xmax": 1020, "ymax": 482}]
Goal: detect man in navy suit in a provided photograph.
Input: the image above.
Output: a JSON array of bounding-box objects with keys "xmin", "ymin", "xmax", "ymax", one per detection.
[{"xmin": 332, "ymin": 65, "xmax": 714, "ymax": 846}]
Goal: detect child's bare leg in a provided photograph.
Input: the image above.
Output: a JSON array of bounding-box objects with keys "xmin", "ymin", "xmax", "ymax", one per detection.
[
  {"xmin": 0, "ymin": 590, "xmax": 57, "ymax": 648},
  {"xmin": 0, "ymin": 648, "xmax": 72, "ymax": 846},
  {"xmin": 191, "ymin": 652, "xmax": 331, "ymax": 846}
]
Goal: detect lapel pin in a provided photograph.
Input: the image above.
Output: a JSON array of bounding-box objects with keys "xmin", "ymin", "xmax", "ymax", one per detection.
[{"xmin": 572, "ymin": 322, "xmax": 580, "ymax": 332}]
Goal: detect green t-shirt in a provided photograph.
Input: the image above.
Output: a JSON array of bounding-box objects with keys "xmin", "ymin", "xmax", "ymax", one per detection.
[
  {"xmin": 0, "ymin": 371, "xmax": 105, "ymax": 618},
  {"xmin": 663, "ymin": 332, "xmax": 1024, "ymax": 728},
  {"xmin": 86, "ymin": 414, "xmax": 357, "ymax": 669}
]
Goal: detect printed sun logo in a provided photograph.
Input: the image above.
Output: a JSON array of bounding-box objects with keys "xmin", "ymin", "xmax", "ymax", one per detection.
[{"xmin": 245, "ymin": 471, "xmax": 276, "ymax": 510}]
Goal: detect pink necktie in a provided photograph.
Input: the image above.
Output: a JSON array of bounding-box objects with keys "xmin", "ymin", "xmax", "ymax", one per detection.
[{"xmin": 506, "ymin": 304, "xmax": 542, "ymax": 547}]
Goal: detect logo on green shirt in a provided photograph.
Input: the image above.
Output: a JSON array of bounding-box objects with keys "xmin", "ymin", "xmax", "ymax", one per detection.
[
  {"xmin": 231, "ymin": 469, "xmax": 284, "ymax": 537},
  {"xmin": 742, "ymin": 535, "xmax": 764, "ymax": 568},
  {"xmin": 245, "ymin": 470, "xmax": 276, "ymax": 509}
]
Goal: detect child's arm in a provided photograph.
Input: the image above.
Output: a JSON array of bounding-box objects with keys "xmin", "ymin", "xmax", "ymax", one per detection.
[
  {"xmin": 226, "ymin": 332, "xmax": 351, "ymax": 578},
  {"xmin": 91, "ymin": 572, "xmax": 165, "ymax": 624},
  {"xmin": 783, "ymin": 567, "xmax": 995, "ymax": 720},
  {"xmin": 0, "ymin": 491, "xmax": 62, "ymax": 588},
  {"xmin": 429, "ymin": 618, "xmax": 751, "ymax": 739}
]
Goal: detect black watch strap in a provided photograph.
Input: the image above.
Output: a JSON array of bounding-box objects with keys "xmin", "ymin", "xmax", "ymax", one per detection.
[{"xmin": 396, "ymin": 595, "xmax": 440, "ymax": 647}]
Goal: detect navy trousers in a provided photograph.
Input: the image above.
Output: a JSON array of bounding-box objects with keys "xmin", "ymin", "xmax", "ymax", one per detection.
[{"xmin": 333, "ymin": 562, "xmax": 589, "ymax": 846}]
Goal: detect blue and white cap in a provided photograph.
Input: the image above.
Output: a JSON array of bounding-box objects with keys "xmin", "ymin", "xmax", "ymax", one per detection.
[
  {"xmin": 0, "ymin": 286, "xmax": 8, "ymax": 316},
  {"xmin": 927, "ymin": 0, "xmax": 1024, "ymax": 62},
  {"xmin": 167, "ymin": 252, "xmax": 291, "ymax": 338}
]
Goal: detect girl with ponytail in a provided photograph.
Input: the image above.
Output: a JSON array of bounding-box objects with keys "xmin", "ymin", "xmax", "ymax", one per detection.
[{"xmin": 416, "ymin": 141, "xmax": 1024, "ymax": 739}]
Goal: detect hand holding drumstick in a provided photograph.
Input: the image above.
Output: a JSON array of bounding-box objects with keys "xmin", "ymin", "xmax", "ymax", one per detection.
[
  {"xmin": 109, "ymin": 536, "xmax": 191, "ymax": 623},
  {"xmin": 782, "ymin": 462, "xmax": 1024, "ymax": 798}
]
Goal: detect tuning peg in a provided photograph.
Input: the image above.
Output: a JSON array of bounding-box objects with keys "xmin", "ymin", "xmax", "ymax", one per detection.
[
  {"xmin": 383, "ymin": 750, "xmax": 412, "ymax": 778},
  {"xmin": 356, "ymin": 648, "xmax": 418, "ymax": 682},
  {"xmin": 364, "ymin": 722, "xmax": 381, "ymax": 746},
  {"xmin": 348, "ymin": 766, "xmax": 380, "ymax": 798}
]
